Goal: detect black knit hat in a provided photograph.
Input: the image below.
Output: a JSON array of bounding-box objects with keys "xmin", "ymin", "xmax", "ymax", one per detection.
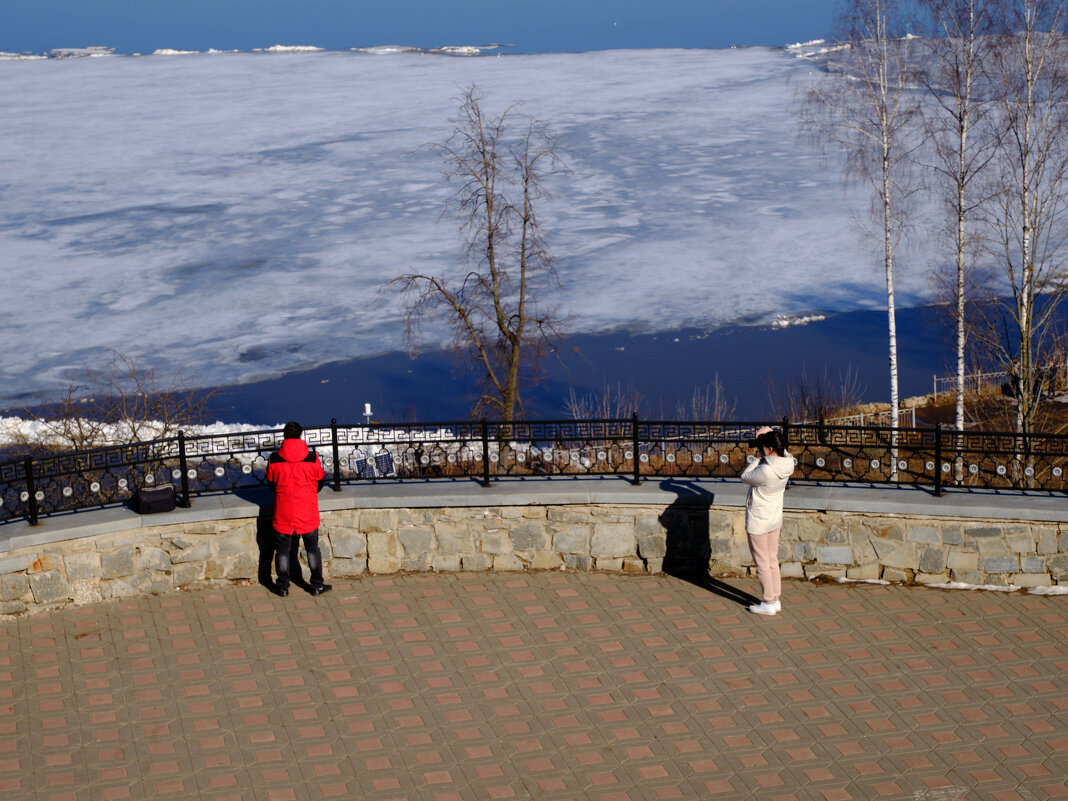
[{"xmin": 282, "ymin": 421, "xmax": 303, "ymax": 439}]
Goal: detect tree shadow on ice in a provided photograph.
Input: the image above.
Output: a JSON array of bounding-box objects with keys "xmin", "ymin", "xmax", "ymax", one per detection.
[{"xmin": 658, "ymin": 479, "xmax": 759, "ymax": 609}]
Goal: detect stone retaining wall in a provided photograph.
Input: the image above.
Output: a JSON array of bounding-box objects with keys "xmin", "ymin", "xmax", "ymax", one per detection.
[{"xmin": 1, "ymin": 503, "xmax": 1065, "ymax": 615}]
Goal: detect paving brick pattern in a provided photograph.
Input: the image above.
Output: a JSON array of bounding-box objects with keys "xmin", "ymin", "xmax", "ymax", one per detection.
[{"xmin": 0, "ymin": 573, "xmax": 1065, "ymax": 801}]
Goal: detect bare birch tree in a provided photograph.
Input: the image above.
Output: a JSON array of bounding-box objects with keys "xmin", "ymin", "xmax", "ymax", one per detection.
[
  {"xmin": 391, "ymin": 86, "xmax": 566, "ymax": 422},
  {"xmin": 916, "ymin": 0, "xmax": 999, "ymax": 438},
  {"xmin": 802, "ymin": 0, "xmax": 920, "ymax": 475},
  {"xmin": 976, "ymin": 0, "xmax": 1068, "ymax": 437}
]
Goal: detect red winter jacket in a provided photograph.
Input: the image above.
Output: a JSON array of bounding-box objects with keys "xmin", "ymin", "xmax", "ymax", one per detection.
[{"xmin": 266, "ymin": 437, "xmax": 325, "ymax": 535}]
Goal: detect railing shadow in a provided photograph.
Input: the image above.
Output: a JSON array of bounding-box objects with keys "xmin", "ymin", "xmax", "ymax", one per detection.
[{"xmin": 657, "ymin": 478, "xmax": 760, "ymax": 609}]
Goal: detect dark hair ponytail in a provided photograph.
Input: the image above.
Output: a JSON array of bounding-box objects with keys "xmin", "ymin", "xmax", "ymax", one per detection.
[{"xmin": 755, "ymin": 429, "xmax": 786, "ymax": 457}]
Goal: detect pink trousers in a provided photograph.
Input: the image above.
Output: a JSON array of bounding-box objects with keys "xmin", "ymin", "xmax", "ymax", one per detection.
[{"xmin": 747, "ymin": 528, "xmax": 781, "ymax": 602}]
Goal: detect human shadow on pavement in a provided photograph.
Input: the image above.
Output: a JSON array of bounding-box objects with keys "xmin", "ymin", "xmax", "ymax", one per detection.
[{"xmin": 658, "ymin": 479, "xmax": 760, "ymax": 609}]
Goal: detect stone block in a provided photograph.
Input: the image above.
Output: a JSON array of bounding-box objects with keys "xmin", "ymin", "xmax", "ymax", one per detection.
[
  {"xmin": 368, "ymin": 556, "xmax": 401, "ymax": 574},
  {"xmin": 1006, "ymin": 531, "xmax": 1035, "ymax": 554},
  {"xmin": 547, "ymin": 508, "xmax": 591, "ymax": 524},
  {"xmin": 330, "ymin": 557, "xmax": 367, "ymax": 577},
  {"xmin": 225, "ymin": 551, "xmax": 259, "ymax": 579},
  {"xmin": 872, "ymin": 523, "xmax": 907, "ymax": 543},
  {"xmin": 493, "ymin": 554, "xmax": 525, "ymax": 572},
  {"xmin": 29, "ymin": 570, "xmax": 67, "ymax": 604},
  {"xmin": 402, "ymin": 554, "xmax": 431, "ymax": 572},
  {"xmin": 330, "ymin": 531, "xmax": 367, "ymax": 559},
  {"xmin": 69, "ymin": 580, "xmax": 103, "ymax": 606},
  {"xmin": 966, "ymin": 526, "xmax": 1002, "ymax": 540},
  {"xmin": 359, "ymin": 509, "xmax": 395, "ymax": 532},
  {"xmin": 367, "ymin": 531, "xmax": 402, "ymax": 560},
  {"xmin": 0, "ymin": 573, "xmax": 29, "ymax": 602},
  {"xmin": 64, "ymin": 552, "xmax": 100, "ymax": 581},
  {"xmin": 0, "ymin": 555, "xmax": 28, "ymax": 575},
  {"xmin": 804, "ymin": 565, "xmax": 845, "ymax": 580},
  {"xmin": 102, "ymin": 579, "xmax": 138, "ymax": 600},
  {"xmin": 942, "ymin": 528, "xmax": 963, "ymax": 546},
  {"xmin": 204, "ymin": 560, "xmax": 226, "ymax": 580},
  {"xmin": 563, "ymin": 555, "xmax": 592, "ymax": 571},
  {"xmin": 522, "ymin": 507, "xmax": 543, "ymax": 519},
  {"xmin": 637, "ymin": 532, "xmax": 666, "ymax": 559},
  {"xmin": 793, "ymin": 542, "xmax": 815, "ymax": 562},
  {"xmin": 100, "ymin": 546, "xmax": 138, "ymax": 579},
  {"xmin": 553, "ymin": 526, "xmax": 591, "ymax": 555},
  {"xmin": 399, "ymin": 527, "xmax": 432, "ymax": 555},
  {"xmin": 710, "ymin": 538, "xmax": 734, "ymax": 557},
  {"xmin": 950, "ymin": 569, "xmax": 982, "ymax": 584},
  {"xmin": 595, "ymin": 557, "xmax": 624, "ymax": 571},
  {"xmin": 708, "ymin": 512, "xmax": 734, "ymax": 538},
  {"xmin": 908, "ymin": 526, "xmax": 940, "ymax": 545},
  {"xmin": 919, "ymin": 547, "xmax": 946, "ymax": 575},
  {"xmin": 480, "ymin": 531, "xmax": 507, "ymax": 555},
  {"xmin": 435, "ymin": 523, "xmax": 473, "ymax": 555},
  {"xmin": 846, "ymin": 563, "xmax": 881, "ymax": 581},
  {"xmin": 1010, "ymin": 573, "xmax": 1051, "ymax": 588},
  {"xmin": 825, "ymin": 526, "xmax": 847, "ymax": 545},
  {"xmin": 28, "ymin": 554, "xmax": 62, "ymax": 573},
  {"xmin": 129, "ymin": 570, "xmax": 174, "ymax": 595},
  {"xmin": 530, "ymin": 552, "xmax": 563, "ymax": 570},
  {"xmin": 816, "ymin": 546, "xmax": 853, "ymax": 565},
  {"xmin": 170, "ymin": 541, "xmax": 212, "ymax": 565},
  {"xmin": 1060, "ymin": 532, "xmax": 1068, "ymax": 553},
  {"xmin": 1021, "ymin": 556, "xmax": 1046, "ymax": 573},
  {"xmin": 983, "ymin": 556, "xmax": 1019, "ymax": 573},
  {"xmin": 0, "ymin": 601, "xmax": 27, "ymax": 615},
  {"xmin": 635, "ymin": 517, "xmax": 663, "ymax": 537},
  {"xmin": 462, "ymin": 554, "xmax": 493, "ymax": 572},
  {"xmin": 172, "ymin": 563, "xmax": 204, "ymax": 587},
  {"xmin": 622, "ymin": 557, "xmax": 645, "ymax": 573},
  {"xmin": 915, "ymin": 572, "xmax": 950, "ymax": 585},
  {"xmin": 645, "ymin": 557, "xmax": 664, "ymax": 574},
  {"xmin": 870, "ymin": 540, "xmax": 917, "ymax": 570},
  {"xmin": 779, "ymin": 562, "xmax": 805, "ymax": 579},
  {"xmin": 215, "ymin": 529, "xmax": 254, "ymax": 558},
  {"xmin": 509, "ymin": 522, "xmax": 547, "ymax": 552},
  {"xmin": 784, "ymin": 518, "xmax": 824, "ymax": 543},
  {"xmin": 140, "ymin": 547, "xmax": 172, "ymax": 573},
  {"xmin": 499, "ymin": 508, "xmax": 525, "ymax": 519},
  {"xmin": 1036, "ymin": 528, "xmax": 1058, "ymax": 555},
  {"xmin": 590, "ymin": 524, "xmax": 636, "ymax": 559},
  {"xmin": 882, "ymin": 567, "xmax": 912, "ymax": 583},
  {"xmin": 1045, "ymin": 553, "xmax": 1068, "ymax": 579},
  {"xmin": 947, "ymin": 550, "xmax": 979, "ymax": 571},
  {"xmin": 432, "ymin": 554, "xmax": 461, "ymax": 572}
]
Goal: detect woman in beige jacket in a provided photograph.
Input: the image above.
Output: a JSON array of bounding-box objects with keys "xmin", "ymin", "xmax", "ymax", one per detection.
[{"xmin": 740, "ymin": 426, "xmax": 796, "ymax": 616}]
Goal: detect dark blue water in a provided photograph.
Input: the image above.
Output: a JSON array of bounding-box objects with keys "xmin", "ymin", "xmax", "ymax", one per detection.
[{"xmin": 205, "ymin": 306, "xmax": 953, "ymax": 425}]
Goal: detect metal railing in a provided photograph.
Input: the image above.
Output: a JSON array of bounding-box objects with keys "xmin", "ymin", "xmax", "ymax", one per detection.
[{"xmin": 3, "ymin": 415, "xmax": 1068, "ymax": 525}]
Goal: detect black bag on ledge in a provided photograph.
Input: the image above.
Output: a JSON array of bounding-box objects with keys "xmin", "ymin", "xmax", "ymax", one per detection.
[{"xmin": 137, "ymin": 483, "xmax": 176, "ymax": 514}]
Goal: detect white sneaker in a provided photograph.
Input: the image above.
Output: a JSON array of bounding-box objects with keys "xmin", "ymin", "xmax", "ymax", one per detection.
[
  {"xmin": 748, "ymin": 601, "xmax": 778, "ymax": 616},
  {"xmin": 772, "ymin": 599, "xmax": 782, "ymax": 613}
]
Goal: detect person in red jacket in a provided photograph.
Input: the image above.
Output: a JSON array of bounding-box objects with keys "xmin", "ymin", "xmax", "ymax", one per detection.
[{"xmin": 266, "ymin": 421, "xmax": 331, "ymax": 597}]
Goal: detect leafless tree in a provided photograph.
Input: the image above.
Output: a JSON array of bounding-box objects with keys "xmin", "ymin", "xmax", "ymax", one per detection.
[
  {"xmin": 564, "ymin": 382, "xmax": 644, "ymax": 420},
  {"xmin": 975, "ymin": 0, "xmax": 1068, "ymax": 436},
  {"xmin": 916, "ymin": 0, "xmax": 1000, "ymax": 436},
  {"xmin": 391, "ymin": 86, "xmax": 566, "ymax": 422},
  {"xmin": 672, "ymin": 377, "xmax": 736, "ymax": 421},
  {"xmin": 802, "ymin": 0, "xmax": 922, "ymax": 474},
  {"xmin": 21, "ymin": 350, "xmax": 216, "ymax": 451},
  {"xmin": 766, "ymin": 365, "xmax": 865, "ymax": 422}
]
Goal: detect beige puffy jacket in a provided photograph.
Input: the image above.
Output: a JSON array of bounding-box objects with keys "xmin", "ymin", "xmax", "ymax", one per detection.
[{"xmin": 740, "ymin": 452, "xmax": 796, "ymax": 535}]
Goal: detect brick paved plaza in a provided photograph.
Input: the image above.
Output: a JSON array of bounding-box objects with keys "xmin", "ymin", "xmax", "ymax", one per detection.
[{"xmin": 1, "ymin": 572, "xmax": 1065, "ymax": 801}]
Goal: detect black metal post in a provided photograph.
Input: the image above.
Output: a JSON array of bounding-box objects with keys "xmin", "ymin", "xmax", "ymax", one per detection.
[
  {"xmin": 781, "ymin": 416, "xmax": 790, "ymax": 450},
  {"xmin": 934, "ymin": 422, "xmax": 943, "ymax": 497},
  {"xmin": 178, "ymin": 431, "xmax": 192, "ymax": 508},
  {"xmin": 23, "ymin": 457, "xmax": 39, "ymax": 526},
  {"xmin": 481, "ymin": 418, "xmax": 491, "ymax": 488},
  {"xmin": 331, "ymin": 418, "xmax": 342, "ymax": 491},
  {"xmin": 632, "ymin": 412, "xmax": 641, "ymax": 486}
]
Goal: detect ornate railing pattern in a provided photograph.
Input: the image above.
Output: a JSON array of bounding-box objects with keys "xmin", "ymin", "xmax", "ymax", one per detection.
[{"xmin": 3, "ymin": 417, "xmax": 1067, "ymax": 525}]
